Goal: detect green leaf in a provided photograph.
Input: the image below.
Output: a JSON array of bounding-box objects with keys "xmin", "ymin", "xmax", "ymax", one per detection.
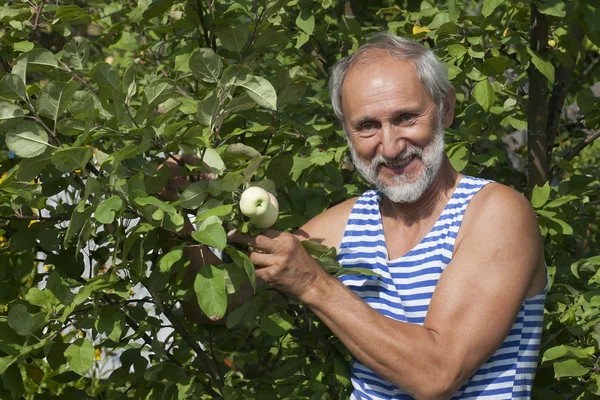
[
  {"xmin": 260, "ymin": 308, "xmax": 294, "ymax": 336},
  {"xmin": 7, "ymin": 304, "xmax": 35, "ymax": 336},
  {"xmin": 553, "ymin": 359, "xmax": 590, "ymax": 379},
  {"xmin": 91, "ymin": 62, "xmax": 119, "ymax": 89},
  {"xmin": 159, "ymin": 247, "xmax": 183, "ymax": 273},
  {"xmin": 37, "ymin": 82, "xmax": 79, "ymax": 121},
  {"xmin": 536, "ymin": 0, "xmax": 566, "ymax": 17},
  {"xmin": 5, "ymin": 121, "xmax": 50, "ymax": 158},
  {"xmin": 0, "ymin": 102, "xmax": 25, "ymax": 120},
  {"xmin": 55, "ymin": 5, "xmax": 91, "ymax": 24},
  {"xmin": 296, "ymin": 10, "xmax": 315, "ymax": 35},
  {"xmin": 577, "ymin": 88, "xmax": 595, "ymax": 114},
  {"xmin": 448, "ymin": 0, "xmax": 459, "ymax": 21},
  {"xmin": 447, "ymin": 44, "xmax": 467, "ymax": 59},
  {"xmin": 194, "ymin": 264, "xmax": 227, "ymax": 321},
  {"xmin": 473, "ymin": 79, "xmax": 495, "ymax": 111},
  {"xmin": 0, "ymin": 74, "xmax": 27, "ymax": 101},
  {"xmin": 545, "ymin": 195, "xmax": 578, "ymax": 208},
  {"xmin": 224, "ymin": 246, "xmax": 256, "ymax": 291},
  {"xmin": 446, "ymin": 143, "xmax": 470, "ymax": 171},
  {"xmin": 481, "ymin": 0, "xmax": 503, "ymax": 17},
  {"xmin": 226, "ymin": 295, "xmax": 263, "ymax": 329},
  {"xmin": 219, "ymin": 26, "xmax": 249, "ymax": 53},
  {"xmin": 527, "ymin": 48, "xmax": 555, "ymax": 83},
  {"xmin": 531, "ymin": 182, "xmax": 551, "ymax": 208},
  {"xmin": 62, "ymin": 37, "xmax": 89, "ymax": 70},
  {"xmin": 95, "ymin": 195, "xmax": 124, "ymax": 224},
  {"xmin": 190, "ymin": 48, "xmax": 223, "ymax": 83},
  {"xmin": 13, "ymin": 41, "xmax": 34, "ymax": 53},
  {"xmin": 22, "ymin": 48, "xmax": 58, "ymax": 71},
  {"xmin": 174, "ymin": 181, "xmax": 208, "ymax": 209},
  {"xmin": 543, "ymin": 345, "xmax": 590, "ymax": 363},
  {"xmin": 143, "ymin": 79, "xmax": 176, "ymax": 108},
  {"xmin": 239, "ymin": 76, "xmax": 277, "ymax": 110},
  {"xmin": 65, "ymin": 339, "xmax": 96, "ymax": 376},
  {"xmin": 192, "ymin": 216, "xmax": 227, "ymax": 251},
  {"xmin": 15, "ymin": 152, "xmax": 52, "ymax": 181},
  {"xmin": 64, "ymin": 204, "xmax": 93, "ymax": 247},
  {"xmin": 221, "ymin": 65, "xmax": 253, "ymax": 87},
  {"xmin": 52, "ymin": 146, "xmax": 93, "ymax": 173}
]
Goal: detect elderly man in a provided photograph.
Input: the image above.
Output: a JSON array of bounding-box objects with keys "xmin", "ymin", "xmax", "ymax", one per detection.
[{"xmin": 227, "ymin": 32, "xmax": 547, "ymax": 399}]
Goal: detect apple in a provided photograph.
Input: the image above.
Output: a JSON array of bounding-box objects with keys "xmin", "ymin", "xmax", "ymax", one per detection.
[{"xmin": 239, "ymin": 187, "xmax": 279, "ymax": 228}]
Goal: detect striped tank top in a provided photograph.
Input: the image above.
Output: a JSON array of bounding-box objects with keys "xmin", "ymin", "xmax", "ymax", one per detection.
[{"xmin": 337, "ymin": 176, "xmax": 546, "ymax": 399}]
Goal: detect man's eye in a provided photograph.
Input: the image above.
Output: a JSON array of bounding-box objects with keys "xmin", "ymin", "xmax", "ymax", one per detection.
[
  {"xmin": 359, "ymin": 122, "xmax": 376, "ymax": 130},
  {"xmin": 398, "ymin": 114, "xmax": 415, "ymax": 123}
]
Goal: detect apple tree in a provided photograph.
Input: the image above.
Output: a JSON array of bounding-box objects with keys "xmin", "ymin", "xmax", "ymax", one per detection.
[{"xmin": 0, "ymin": 0, "xmax": 599, "ymax": 399}]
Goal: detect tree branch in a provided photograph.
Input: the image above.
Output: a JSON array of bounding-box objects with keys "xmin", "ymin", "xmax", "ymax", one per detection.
[
  {"xmin": 565, "ymin": 129, "xmax": 600, "ymax": 161},
  {"xmin": 546, "ymin": 24, "xmax": 584, "ymax": 157},
  {"xmin": 527, "ymin": 4, "xmax": 550, "ymax": 193}
]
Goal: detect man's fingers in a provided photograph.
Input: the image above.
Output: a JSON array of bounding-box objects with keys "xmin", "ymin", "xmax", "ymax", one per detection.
[
  {"xmin": 227, "ymin": 229, "xmax": 280, "ymax": 253},
  {"xmin": 248, "ymin": 251, "xmax": 274, "ymax": 268}
]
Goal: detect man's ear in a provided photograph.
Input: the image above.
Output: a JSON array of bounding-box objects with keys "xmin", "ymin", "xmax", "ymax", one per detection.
[{"xmin": 442, "ymin": 87, "xmax": 456, "ymax": 128}]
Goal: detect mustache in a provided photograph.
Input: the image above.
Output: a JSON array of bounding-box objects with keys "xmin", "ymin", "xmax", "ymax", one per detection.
[{"xmin": 371, "ymin": 146, "xmax": 424, "ymax": 166}]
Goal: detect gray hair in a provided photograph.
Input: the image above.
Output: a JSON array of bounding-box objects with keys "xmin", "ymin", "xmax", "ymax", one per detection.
[{"xmin": 328, "ymin": 32, "xmax": 451, "ymax": 127}]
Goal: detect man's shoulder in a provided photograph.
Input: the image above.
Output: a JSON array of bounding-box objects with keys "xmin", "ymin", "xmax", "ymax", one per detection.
[{"xmin": 294, "ymin": 196, "xmax": 361, "ymax": 249}]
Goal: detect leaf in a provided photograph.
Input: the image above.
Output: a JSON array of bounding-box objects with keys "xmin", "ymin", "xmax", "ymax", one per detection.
[
  {"xmin": 62, "ymin": 37, "xmax": 89, "ymax": 70},
  {"xmin": 37, "ymin": 82, "xmax": 79, "ymax": 121},
  {"xmin": 527, "ymin": 48, "xmax": 555, "ymax": 84},
  {"xmin": 15, "ymin": 152, "xmax": 52, "ymax": 181},
  {"xmin": 159, "ymin": 247, "xmax": 183, "ymax": 273},
  {"xmin": 52, "ymin": 146, "xmax": 93, "ymax": 172},
  {"xmin": 260, "ymin": 308, "xmax": 294, "ymax": 336},
  {"xmin": 226, "ymin": 295, "xmax": 263, "ymax": 329},
  {"xmin": 194, "ymin": 264, "xmax": 227, "ymax": 320},
  {"xmin": 219, "ymin": 26, "xmax": 249, "ymax": 53},
  {"xmin": 543, "ymin": 345, "xmax": 590, "ymax": 363},
  {"xmin": 0, "ymin": 74, "xmax": 27, "ymax": 101},
  {"xmin": 65, "ymin": 339, "xmax": 96, "ymax": 376},
  {"xmin": 5, "ymin": 121, "xmax": 50, "ymax": 158},
  {"xmin": 64, "ymin": 204, "xmax": 93, "ymax": 247},
  {"xmin": 23, "ymin": 48, "xmax": 58, "ymax": 71},
  {"xmin": 174, "ymin": 181, "xmax": 208, "ymax": 209},
  {"xmin": 191, "ymin": 216, "xmax": 227, "ymax": 251},
  {"xmin": 239, "ymin": 76, "xmax": 277, "ymax": 110},
  {"xmin": 473, "ymin": 79, "xmax": 495, "ymax": 111},
  {"xmin": 446, "ymin": 143, "xmax": 470, "ymax": 172},
  {"xmin": 221, "ymin": 65, "xmax": 253, "ymax": 87},
  {"xmin": 537, "ymin": 0, "xmax": 566, "ymax": 17},
  {"xmin": 296, "ymin": 10, "xmax": 315, "ymax": 35},
  {"xmin": 545, "ymin": 195, "xmax": 578, "ymax": 208},
  {"xmin": 531, "ymin": 182, "xmax": 551, "ymax": 208},
  {"xmin": 223, "ymin": 143, "xmax": 261, "ymax": 160},
  {"xmin": 224, "ymin": 246, "xmax": 256, "ymax": 291},
  {"xmin": 481, "ymin": 0, "xmax": 503, "ymax": 17},
  {"xmin": 190, "ymin": 48, "xmax": 223, "ymax": 83},
  {"xmin": 54, "ymin": 5, "xmax": 91, "ymax": 24},
  {"xmin": 553, "ymin": 359, "xmax": 590, "ymax": 379},
  {"xmin": 91, "ymin": 62, "xmax": 119, "ymax": 89},
  {"xmin": 7, "ymin": 304, "xmax": 35, "ymax": 336},
  {"xmin": 95, "ymin": 195, "xmax": 123, "ymax": 224},
  {"xmin": 0, "ymin": 102, "xmax": 25, "ymax": 120},
  {"xmin": 143, "ymin": 79, "xmax": 176, "ymax": 108},
  {"xmin": 447, "ymin": 44, "xmax": 467, "ymax": 59},
  {"xmin": 448, "ymin": 0, "xmax": 459, "ymax": 21}
]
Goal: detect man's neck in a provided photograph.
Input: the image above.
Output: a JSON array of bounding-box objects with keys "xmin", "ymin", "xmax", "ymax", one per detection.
[{"xmin": 381, "ymin": 158, "xmax": 461, "ymax": 226}]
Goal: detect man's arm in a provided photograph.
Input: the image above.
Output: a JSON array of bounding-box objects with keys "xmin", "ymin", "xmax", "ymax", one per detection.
[{"xmin": 229, "ymin": 184, "xmax": 546, "ymax": 399}]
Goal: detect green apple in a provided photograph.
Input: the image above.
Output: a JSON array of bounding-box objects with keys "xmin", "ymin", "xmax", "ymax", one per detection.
[{"xmin": 239, "ymin": 186, "xmax": 279, "ymax": 228}]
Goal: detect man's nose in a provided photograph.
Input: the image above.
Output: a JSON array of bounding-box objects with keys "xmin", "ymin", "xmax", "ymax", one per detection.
[{"xmin": 378, "ymin": 124, "xmax": 406, "ymax": 159}]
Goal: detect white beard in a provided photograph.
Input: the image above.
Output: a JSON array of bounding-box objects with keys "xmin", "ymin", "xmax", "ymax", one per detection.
[{"xmin": 348, "ymin": 124, "xmax": 446, "ymax": 203}]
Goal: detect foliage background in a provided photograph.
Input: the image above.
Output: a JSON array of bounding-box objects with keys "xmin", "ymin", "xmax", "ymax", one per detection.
[{"xmin": 0, "ymin": 0, "xmax": 599, "ymax": 398}]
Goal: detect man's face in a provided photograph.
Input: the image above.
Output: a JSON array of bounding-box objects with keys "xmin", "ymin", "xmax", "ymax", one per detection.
[{"xmin": 341, "ymin": 53, "xmax": 449, "ymax": 203}]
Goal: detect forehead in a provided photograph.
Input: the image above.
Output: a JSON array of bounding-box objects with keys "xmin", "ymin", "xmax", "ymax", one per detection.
[{"xmin": 341, "ymin": 52, "xmax": 434, "ymax": 119}]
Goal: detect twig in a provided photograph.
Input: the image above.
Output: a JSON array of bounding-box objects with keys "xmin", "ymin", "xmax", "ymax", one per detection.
[
  {"xmin": 565, "ymin": 129, "xmax": 600, "ymax": 161},
  {"xmin": 0, "ymin": 215, "xmax": 65, "ymax": 221},
  {"xmin": 195, "ymin": 0, "xmax": 215, "ymax": 50},
  {"xmin": 241, "ymin": 7, "xmax": 267, "ymax": 60},
  {"xmin": 144, "ymin": 287, "xmax": 223, "ymax": 387},
  {"xmin": 59, "ymin": 62, "xmax": 101, "ymax": 100},
  {"xmin": 32, "ymin": 1, "xmax": 46, "ymax": 31}
]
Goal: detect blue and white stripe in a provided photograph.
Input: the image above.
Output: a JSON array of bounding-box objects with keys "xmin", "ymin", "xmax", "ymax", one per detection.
[{"xmin": 337, "ymin": 176, "xmax": 546, "ymax": 399}]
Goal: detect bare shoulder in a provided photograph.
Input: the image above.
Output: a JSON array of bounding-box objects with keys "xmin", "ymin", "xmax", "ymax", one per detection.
[
  {"xmin": 455, "ymin": 181, "xmax": 546, "ymax": 297},
  {"xmin": 294, "ymin": 196, "xmax": 360, "ymax": 250}
]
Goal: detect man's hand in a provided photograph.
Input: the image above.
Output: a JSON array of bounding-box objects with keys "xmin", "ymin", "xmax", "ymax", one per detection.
[
  {"xmin": 227, "ymin": 229, "xmax": 326, "ymax": 300},
  {"xmin": 159, "ymin": 154, "xmax": 214, "ymax": 202}
]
